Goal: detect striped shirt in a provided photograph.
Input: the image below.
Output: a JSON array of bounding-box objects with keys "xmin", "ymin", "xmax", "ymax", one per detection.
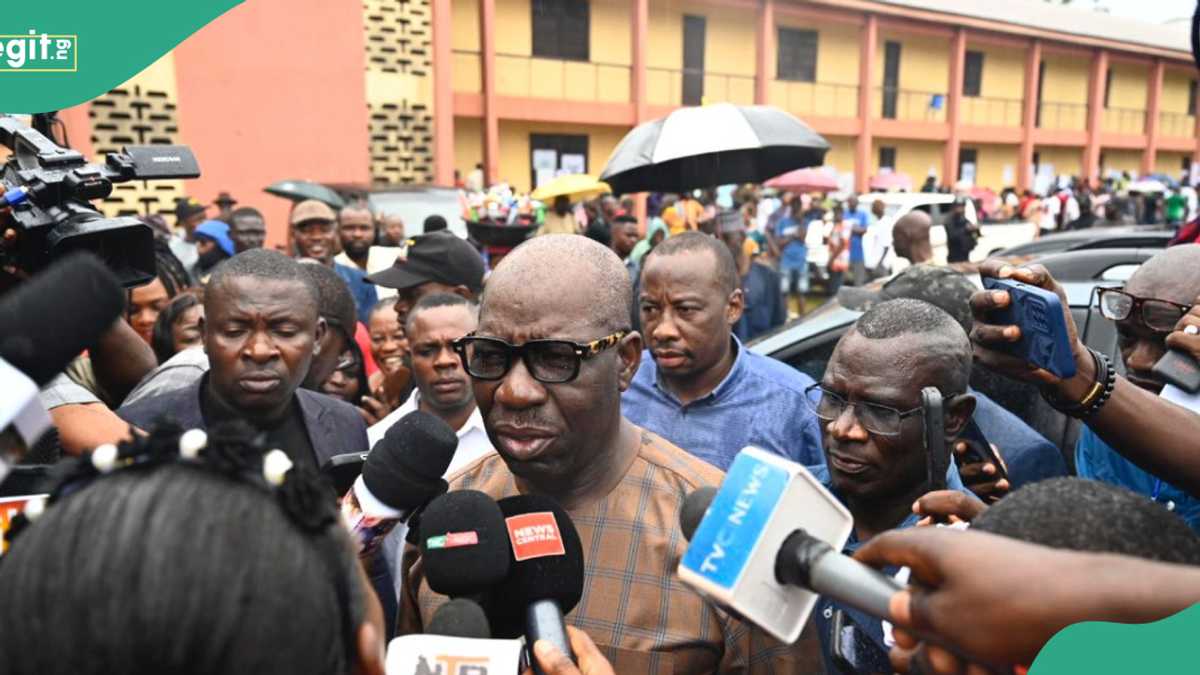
[{"xmin": 398, "ymin": 425, "xmax": 806, "ymax": 673}]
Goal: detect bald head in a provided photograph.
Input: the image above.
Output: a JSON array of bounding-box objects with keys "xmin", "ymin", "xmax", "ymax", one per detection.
[
  {"xmin": 483, "ymin": 234, "xmax": 633, "ymax": 333},
  {"xmin": 893, "ymin": 210, "xmax": 933, "ymax": 264},
  {"xmin": 1125, "ymin": 244, "xmax": 1200, "ymax": 306}
]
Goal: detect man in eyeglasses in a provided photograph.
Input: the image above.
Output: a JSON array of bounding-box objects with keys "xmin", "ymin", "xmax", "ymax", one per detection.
[
  {"xmin": 398, "ymin": 234, "xmax": 806, "ymax": 671},
  {"xmin": 807, "ymin": 297, "xmax": 976, "ymax": 674}
]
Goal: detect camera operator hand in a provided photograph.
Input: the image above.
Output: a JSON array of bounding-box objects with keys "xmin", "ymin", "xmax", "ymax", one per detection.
[
  {"xmin": 954, "ymin": 440, "xmax": 1009, "ymax": 504},
  {"xmin": 969, "ymin": 260, "xmax": 1096, "ymax": 401},
  {"xmin": 853, "ymin": 527, "xmax": 1200, "ymax": 669}
]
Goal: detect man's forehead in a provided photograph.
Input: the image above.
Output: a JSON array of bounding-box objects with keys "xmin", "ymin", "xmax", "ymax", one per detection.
[
  {"xmin": 1126, "ymin": 267, "xmax": 1200, "ymax": 306},
  {"xmin": 478, "ymin": 281, "xmax": 596, "ymax": 340},
  {"xmin": 209, "ymin": 276, "xmax": 314, "ymax": 311},
  {"xmin": 340, "ymin": 210, "xmax": 373, "ymax": 225}
]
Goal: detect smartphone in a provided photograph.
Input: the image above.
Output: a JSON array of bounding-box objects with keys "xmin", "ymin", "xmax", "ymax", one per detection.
[
  {"xmin": 981, "ymin": 276, "xmax": 1077, "ymax": 379},
  {"xmin": 1152, "ymin": 349, "xmax": 1200, "ymax": 394},
  {"xmin": 957, "ymin": 419, "xmax": 1009, "ymax": 482},
  {"xmin": 922, "ymin": 387, "xmax": 947, "ymax": 491},
  {"xmin": 320, "ymin": 452, "xmax": 368, "ymax": 495}
]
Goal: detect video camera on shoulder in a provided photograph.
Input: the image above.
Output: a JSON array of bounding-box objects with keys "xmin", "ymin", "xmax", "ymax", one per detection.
[{"xmin": 0, "ymin": 113, "xmax": 200, "ymax": 287}]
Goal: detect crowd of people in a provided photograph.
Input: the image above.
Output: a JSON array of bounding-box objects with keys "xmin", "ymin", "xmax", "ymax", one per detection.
[{"xmin": 4, "ymin": 171, "xmax": 1200, "ymax": 675}]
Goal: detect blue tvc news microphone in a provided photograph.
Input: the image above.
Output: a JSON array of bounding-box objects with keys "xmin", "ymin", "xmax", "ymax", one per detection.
[{"xmin": 678, "ymin": 447, "xmax": 906, "ymax": 643}]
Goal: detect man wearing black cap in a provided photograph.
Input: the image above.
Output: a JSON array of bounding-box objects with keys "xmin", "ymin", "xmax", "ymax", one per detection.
[
  {"xmin": 367, "ymin": 231, "xmax": 486, "ymax": 325},
  {"xmin": 170, "ymin": 197, "xmax": 208, "ymax": 270}
]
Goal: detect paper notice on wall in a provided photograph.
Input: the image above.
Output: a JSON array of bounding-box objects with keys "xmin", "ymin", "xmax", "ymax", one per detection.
[
  {"xmin": 960, "ymin": 163, "xmax": 976, "ymax": 187},
  {"xmin": 532, "ymin": 149, "xmax": 557, "ymax": 171},
  {"xmin": 535, "ymin": 168, "xmax": 556, "ymax": 188},
  {"xmin": 561, "ymin": 153, "xmax": 586, "ymax": 175},
  {"xmin": 1002, "ymin": 165, "xmax": 1014, "ymax": 186}
]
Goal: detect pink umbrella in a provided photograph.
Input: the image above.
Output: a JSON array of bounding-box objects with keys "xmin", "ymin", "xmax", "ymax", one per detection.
[
  {"xmin": 765, "ymin": 167, "xmax": 838, "ymax": 193},
  {"xmin": 869, "ymin": 172, "xmax": 913, "ymax": 192}
]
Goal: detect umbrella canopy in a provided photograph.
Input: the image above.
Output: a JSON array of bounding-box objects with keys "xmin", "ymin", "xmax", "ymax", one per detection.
[
  {"xmin": 264, "ymin": 180, "xmax": 345, "ymax": 209},
  {"xmin": 599, "ymin": 104, "xmax": 829, "ymax": 194},
  {"xmin": 869, "ymin": 172, "xmax": 913, "ymax": 192},
  {"xmin": 1129, "ymin": 179, "xmax": 1168, "ymax": 194},
  {"xmin": 765, "ymin": 167, "xmax": 838, "ymax": 193},
  {"xmin": 530, "ymin": 174, "xmax": 611, "ymax": 202},
  {"xmin": 1144, "ymin": 173, "xmax": 1180, "ymax": 189}
]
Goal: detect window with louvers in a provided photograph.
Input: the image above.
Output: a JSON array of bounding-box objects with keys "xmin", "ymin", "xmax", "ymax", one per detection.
[
  {"xmin": 532, "ymin": 0, "xmax": 589, "ymax": 61},
  {"xmin": 776, "ymin": 28, "xmax": 817, "ymax": 83},
  {"xmin": 963, "ymin": 51, "xmax": 983, "ymax": 97}
]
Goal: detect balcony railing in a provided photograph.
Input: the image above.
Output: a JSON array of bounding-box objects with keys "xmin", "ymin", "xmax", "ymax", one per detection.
[
  {"xmin": 774, "ymin": 81, "xmax": 858, "ymax": 119},
  {"xmin": 874, "ymin": 87, "xmax": 947, "ymax": 122},
  {"xmin": 1159, "ymin": 111, "xmax": 1194, "ymax": 138},
  {"xmin": 1037, "ymin": 101, "xmax": 1088, "ymax": 131},
  {"xmin": 960, "ymin": 96, "xmax": 1023, "ymax": 127},
  {"xmin": 646, "ymin": 67, "xmax": 756, "ymax": 107},
  {"xmin": 495, "ymin": 52, "xmax": 631, "ymax": 103},
  {"xmin": 1102, "ymin": 106, "xmax": 1146, "ymax": 135},
  {"xmin": 452, "ymin": 49, "xmax": 482, "ymax": 94}
]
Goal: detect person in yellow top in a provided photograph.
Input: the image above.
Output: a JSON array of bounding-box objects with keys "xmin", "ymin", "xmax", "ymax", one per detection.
[{"xmin": 537, "ymin": 195, "xmax": 580, "ymax": 236}]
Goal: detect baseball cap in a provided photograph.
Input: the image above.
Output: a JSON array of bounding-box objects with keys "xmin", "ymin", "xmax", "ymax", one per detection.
[
  {"xmin": 175, "ymin": 197, "xmax": 207, "ymax": 221},
  {"xmin": 193, "ymin": 220, "xmax": 236, "ymax": 257},
  {"xmin": 368, "ymin": 231, "xmax": 485, "ymax": 293},
  {"xmin": 290, "ymin": 199, "xmax": 337, "ymax": 226},
  {"xmin": 838, "ymin": 264, "xmax": 976, "ymax": 333}
]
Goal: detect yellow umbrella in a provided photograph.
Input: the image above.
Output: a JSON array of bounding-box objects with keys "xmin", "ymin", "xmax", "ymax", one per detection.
[{"xmin": 531, "ymin": 174, "xmax": 611, "ymax": 203}]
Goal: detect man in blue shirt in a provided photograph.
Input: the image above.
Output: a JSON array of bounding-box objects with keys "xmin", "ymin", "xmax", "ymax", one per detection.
[
  {"xmin": 773, "ymin": 198, "xmax": 810, "ymax": 318},
  {"xmin": 716, "ymin": 211, "xmax": 785, "ymax": 342},
  {"xmin": 808, "ymin": 298, "xmax": 978, "ymax": 674},
  {"xmin": 291, "ymin": 200, "xmax": 378, "ymax": 325},
  {"xmin": 843, "ymin": 196, "xmax": 875, "ymax": 287},
  {"xmin": 624, "ymin": 231, "xmax": 824, "ymax": 472}
]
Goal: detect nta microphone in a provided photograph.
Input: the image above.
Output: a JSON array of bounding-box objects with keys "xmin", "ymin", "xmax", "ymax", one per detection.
[
  {"xmin": 493, "ymin": 494, "xmax": 584, "ymax": 675},
  {"xmin": 428, "ymin": 598, "xmax": 493, "ymax": 639},
  {"xmin": 678, "ymin": 447, "xmax": 905, "ymax": 643}
]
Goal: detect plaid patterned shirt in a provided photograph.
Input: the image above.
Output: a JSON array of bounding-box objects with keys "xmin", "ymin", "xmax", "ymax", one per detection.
[{"xmin": 398, "ymin": 425, "xmax": 805, "ymax": 673}]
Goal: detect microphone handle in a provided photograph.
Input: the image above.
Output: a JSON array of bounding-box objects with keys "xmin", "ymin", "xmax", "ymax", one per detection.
[
  {"xmin": 776, "ymin": 529, "xmax": 905, "ymax": 622},
  {"xmin": 526, "ymin": 598, "xmax": 575, "ymax": 675}
]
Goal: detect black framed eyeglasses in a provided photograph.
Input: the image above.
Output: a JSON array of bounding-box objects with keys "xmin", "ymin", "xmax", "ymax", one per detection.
[
  {"xmin": 1097, "ymin": 287, "xmax": 1192, "ymax": 333},
  {"xmin": 452, "ymin": 330, "xmax": 629, "ymax": 384},
  {"xmin": 804, "ymin": 383, "xmax": 925, "ymax": 437}
]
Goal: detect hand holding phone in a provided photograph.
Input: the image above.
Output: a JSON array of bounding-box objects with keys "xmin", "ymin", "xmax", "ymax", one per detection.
[{"xmin": 980, "ymin": 277, "xmax": 1076, "ymax": 380}]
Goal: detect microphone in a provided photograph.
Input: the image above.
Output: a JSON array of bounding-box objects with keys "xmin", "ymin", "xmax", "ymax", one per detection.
[
  {"xmin": 418, "ymin": 489, "xmax": 511, "ymax": 598},
  {"xmin": 428, "ymin": 598, "xmax": 492, "ymax": 639},
  {"xmin": 338, "ymin": 410, "xmax": 459, "ymax": 557},
  {"xmin": 677, "ymin": 447, "xmax": 906, "ymax": 643},
  {"xmin": 492, "ymin": 494, "xmax": 584, "ymax": 675},
  {"xmin": 0, "ymin": 251, "xmax": 125, "ymax": 386}
]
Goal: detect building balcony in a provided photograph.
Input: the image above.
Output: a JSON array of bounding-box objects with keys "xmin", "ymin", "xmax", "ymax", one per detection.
[
  {"xmin": 961, "ymin": 96, "xmax": 1023, "ymax": 127},
  {"xmin": 1102, "ymin": 106, "xmax": 1146, "ymax": 135},
  {"xmin": 453, "ymin": 49, "xmax": 482, "ymax": 94},
  {"xmin": 873, "ymin": 87, "xmax": 947, "ymax": 123},
  {"xmin": 646, "ymin": 67, "xmax": 755, "ymax": 107},
  {"xmin": 1159, "ymin": 110, "xmax": 1195, "ymax": 138},
  {"xmin": 771, "ymin": 80, "xmax": 858, "ymax": 119},
  {"xmin": 1036, "ymin": 101, "xmax": 1088, "ymax": 131},
  {"xmin": 488, "ymin": 52, "xmax": 631, "ymax": 103}
]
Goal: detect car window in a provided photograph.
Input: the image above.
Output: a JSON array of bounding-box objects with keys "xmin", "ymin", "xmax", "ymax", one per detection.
[
  {"xmin": 1098, "ymin": 264, "xmax": 1142, "ymax": 282},
  {"xmin": 782, "ymin": 331, "xmax": 843, "ymax": 382}
]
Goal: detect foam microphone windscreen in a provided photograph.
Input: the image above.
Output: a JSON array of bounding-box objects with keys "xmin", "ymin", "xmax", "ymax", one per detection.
[
  {"xmin": 488, "ymin": 494, "xmax": 585, "ymax": 637},
  {"xmin": 680, "ymin": 486, "xmax": 718, "ymax": 542},
  {"xmin": 419, "ymin": 489, "xmax": 511, "ymax": 597},
  {"xmin": 427, "ymin": 598, "xmax": 493, "ymax": 639},
  {"xmin": 363, "ymin": 410, "xmax": 459, "ymax": 511},
  {"xmin": 0, "ymin": 251, "xmax": 124, "ymax": 386}
]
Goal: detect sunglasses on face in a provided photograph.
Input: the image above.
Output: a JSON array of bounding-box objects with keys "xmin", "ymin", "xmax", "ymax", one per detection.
[
  {"xmin": 1097, "ymin": 287, "xmax": 1192, "ymax": 334},
  {"xmin": 452, "ymin": 330, "xmax": 628, "ymax": 384}
]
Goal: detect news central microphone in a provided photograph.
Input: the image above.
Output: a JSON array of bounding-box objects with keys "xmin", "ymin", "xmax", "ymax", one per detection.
[
  {"xmin": 338, "ymin": 410, "xmax": 459, "ymax": 556},
  {"xmin": 419, "ymin": 489, "xmax": 511, "ymax": 598},
  {"xmin": 678, "ymin": 447, "xmax": 906, "ymax": 643},
  {"xmin": 428, "ymin": 598, "xmax": 493, "ymax": 639},
  {"xmin": 492, "ymin": 494, "xmax": 584, "ymax": 675},
  {"xmin": 0, "ymin": 251, "xmax": 124, "ymax": 386}
]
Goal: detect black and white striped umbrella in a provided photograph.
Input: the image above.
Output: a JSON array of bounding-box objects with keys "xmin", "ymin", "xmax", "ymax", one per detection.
[{"xmin": 600, "ymin": 103, "xmax": 830, "ymax": 195}]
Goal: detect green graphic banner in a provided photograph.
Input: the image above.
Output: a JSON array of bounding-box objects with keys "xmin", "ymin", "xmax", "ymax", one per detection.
[
  {"xmin": 1032, "ymin": 603, "xmax": 1200, "ymax": 672},
  {"xmin": 0, "ymin": 1, "xmax": 242, "ymax": 112}
]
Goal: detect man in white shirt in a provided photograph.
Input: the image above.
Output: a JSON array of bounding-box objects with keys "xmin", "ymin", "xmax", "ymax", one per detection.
[
  {"xmin": 368, "ymin": 292, "xmax": 494, "ymax": 604},
  {"xmin": 334, "ymin": 202, "xmax": 403, "ymax": 299}
]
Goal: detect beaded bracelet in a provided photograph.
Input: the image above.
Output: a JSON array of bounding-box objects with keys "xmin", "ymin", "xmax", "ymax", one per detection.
[{"xmin": 1041, "ymin": 347, "xmax": 1116, "ymax": 419}]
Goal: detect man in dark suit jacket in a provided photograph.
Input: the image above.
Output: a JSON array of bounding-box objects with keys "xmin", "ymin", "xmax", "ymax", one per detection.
[{"xmin": 118, "ymin": 249, "xmax": 368, "ymax": 468}]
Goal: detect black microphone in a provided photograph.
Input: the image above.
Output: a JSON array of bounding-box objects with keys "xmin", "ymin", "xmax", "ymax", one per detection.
[
  {"xmin": 419, "ymin": 489, "xmax": 511, "ymax": 599},
  {"xmin": 492, "ymin": 494, "xmax": 584, "ymax": 675},
  {"xmin": 0, "ymin": 251, "xmax": 124, "ymax": 386},
  {"xmin": 339, "ymin": 410, "xmax": 459, "ymax": 556},
  {"xmin": 680, "ymin": 489, "xmax": 903, "ymax": 625},
  {"xmin": 427, "ymin": 598, "xmax": 492, "ymax": 639}
]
